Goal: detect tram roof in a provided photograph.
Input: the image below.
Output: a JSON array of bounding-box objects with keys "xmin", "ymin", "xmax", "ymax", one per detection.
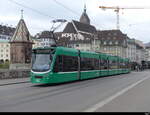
[{"xmin": 32, "ymin": 46, "xmax": 130, "ymax": 61}]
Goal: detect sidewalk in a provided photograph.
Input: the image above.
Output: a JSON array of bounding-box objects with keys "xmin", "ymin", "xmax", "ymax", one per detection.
[{"xmin": 0, "ymin": 78, "xmax": 30, "ymax": 86}]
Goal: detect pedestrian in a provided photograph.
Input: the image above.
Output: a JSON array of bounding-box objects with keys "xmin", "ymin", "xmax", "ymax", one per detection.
[{"xmin": 136, "ymin": 65, "xmax": 139, "ymax": 72}]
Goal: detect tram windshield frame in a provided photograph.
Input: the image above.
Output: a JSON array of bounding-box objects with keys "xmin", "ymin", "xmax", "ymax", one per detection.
[{"xmin": 31, "ymin": 49, "xmax": 54, "ymax": 72}]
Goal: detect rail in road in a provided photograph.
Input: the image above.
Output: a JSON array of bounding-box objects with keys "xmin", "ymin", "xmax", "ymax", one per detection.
[{"xmin": 0, "ymin": 71, "xmax": 149, "ymax": 112}]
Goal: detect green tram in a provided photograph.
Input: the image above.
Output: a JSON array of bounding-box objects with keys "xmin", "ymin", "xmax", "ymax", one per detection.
[{"xmin": 30, "ymin": 46, "xmax": 131, "ymax": 84}]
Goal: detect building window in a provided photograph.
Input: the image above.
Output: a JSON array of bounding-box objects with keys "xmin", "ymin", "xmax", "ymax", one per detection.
[
  {"xmin": 76, "ymin": 44, "xmax": 79, "ymax": 47},
  {"xmin": 5, "ymin": 59, "xmax": 9, "ymax": 62},
  {"xmin": 108, "ymin": 33, "xmax": 111, "ymax": 36},
  {"xmin": 114, "ymin": 33, "xmax": 117, "ymax": 36},
  {"xmin": 99, "ymin": 41, "xmax": 101, "ymax": 44},
  {"xmin": 109, "ymin": 41, "xmax": 112, "ymax": 45},
  {"xmin": 113, "ymin": 37, "xmax": 116, "ymax": 39},
  {"xmin": 0, "ymin": 59, "xmax": 4, "ymax": 64},
  {"xmin": 107, "ymin": 37, "xmax": 110, "ymax": 39},
  {"xmin": 115, "ymin": 41, "xmax": 118, "ymax": 45}
]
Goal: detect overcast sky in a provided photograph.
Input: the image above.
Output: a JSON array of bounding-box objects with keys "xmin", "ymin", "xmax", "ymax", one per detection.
[{"xmin": 0, "ymin": 0, "xmax": 150, "ymax": 43}]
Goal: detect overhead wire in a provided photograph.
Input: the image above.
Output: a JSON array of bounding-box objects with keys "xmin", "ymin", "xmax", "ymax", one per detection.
[
  {"xmin": 7, "ymin": 0, "xmax": 55, "ymax": 19},
  {"xmin": 52, "ymin": 0, "xmax": 101, "ymax": 29},
  {"xmin": 52, "ymin": 0, "xmax": 80, "ymax": 16},
  {"xmin": 7, "ymin": 0, "xmax": 100, "ymax": 26},
  {"xmin": 7, "ymin": 0, "xmax": 101, "ymax": 31}
]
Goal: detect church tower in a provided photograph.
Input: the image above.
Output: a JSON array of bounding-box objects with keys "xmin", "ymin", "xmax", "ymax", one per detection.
[
  {"xmin": 9, "ymin": 10, "xmax": 33, "ymax": 69},
  {"xmin": 80, "ymin": 5, "xmax": 90, "ymax": 25}
]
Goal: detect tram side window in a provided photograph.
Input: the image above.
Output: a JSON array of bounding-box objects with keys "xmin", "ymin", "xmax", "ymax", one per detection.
[
  {"xmin": 63, "ymin": 55, "xmax": 78, "ymax": 72},
  {"xmin": 109, "ymin": 60, "xmax": 118, "ymax": 69},
  {"xmin": 118, "ymin": 61, "xmax": 120, "ymax": 69},
  {"xmin": 123, "ymin": 62, "xmax": 126, "ymax": 69},
  {"xmin": 80, "ymin": 57, "xmax": 99, "ymax": 71},
  {"xmin": 119, "ymin": 61, "xmax": 125, "ymax": 69},
  {"xmin": 81, "ymin": 57, "xmax": 93, "ymax": 71},
  {"xmin": 127, "ymin": 62, "xmax": 130, "ymax": 69},
  {"xmin": 119, "ymin": 61, "xmax": 122, "ymax": 69},
  {"xmin": 100, "ymin": 59, "xmax": 108, "ymax": 70},
  {"xmin": 53, "ymin": 55, "xmax": 78, "ymax": 72},
  {"xmin": 94, "ymin": 58, "xmax": 100, "ymax": 70},
  {"xmin": 125, "ymin": 62, "xmax": 128, "ymax": 69}
]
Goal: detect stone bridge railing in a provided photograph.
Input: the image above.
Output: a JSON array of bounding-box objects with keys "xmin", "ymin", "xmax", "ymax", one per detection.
[{"xmin": 0, "ymin": 69, "xmax": 30, "ymax": 80}]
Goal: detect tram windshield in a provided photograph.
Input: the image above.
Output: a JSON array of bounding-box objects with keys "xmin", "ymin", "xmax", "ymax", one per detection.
[{"xmin": 31, "ymin": 49, "xmax": 53, "ymax": 72}]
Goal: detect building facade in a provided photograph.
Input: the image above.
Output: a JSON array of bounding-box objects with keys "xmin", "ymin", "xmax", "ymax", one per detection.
[
  {"xmin": 56, "ymin": 6, "xmax": 97, "ymax": 51},
  {"xmin": 0, "ymin": 25, "xmax": 15, "ymax": 63},
  {"xmin": 0, "ymin": 40, "xmax": 10, "ymax": 63},
  {"xmin": 55, "ymin": 6, "xmax": 144, "ymax": 65},
  {"xmin": 57, "ymin": 20, "xmax": 97, "ymax": 51},
  {"xmin": 34, "ymin": 31, "xmax": 56, "ymax": 48},
  {"xmin": 126, "ymin": 38, "xmax": 136, "ymax": 62},
  {"xmin": 145, "ymin": 42, "xmax": 150, "ymax": 62},
  {"xmin": 97, "ymin": 30, "xmax": 128, "ymax": 58},
  {"xmin": 32, "ymin": 37, "xmax": 42, "ymax": 49},
  {"xmin": 135, "ymin": 40, "xmax": 146, "ymax": 64}
]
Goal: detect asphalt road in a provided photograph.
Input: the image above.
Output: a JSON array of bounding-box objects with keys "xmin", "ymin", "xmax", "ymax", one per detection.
[{"xmin": 0, "ymin": 70, "xmax": 150, "ymax": 112}]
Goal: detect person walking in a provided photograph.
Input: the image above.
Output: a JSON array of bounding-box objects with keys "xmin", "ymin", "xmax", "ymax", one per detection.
[{"xmin": 136, "ymin": 65, "xmax": 139, "ymax": 72}]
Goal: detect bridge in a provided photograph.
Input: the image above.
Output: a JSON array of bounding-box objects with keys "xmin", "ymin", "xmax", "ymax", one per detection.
[{"xmin": 0, "ymin": 70, "xmax": 150, "ymax": 112}]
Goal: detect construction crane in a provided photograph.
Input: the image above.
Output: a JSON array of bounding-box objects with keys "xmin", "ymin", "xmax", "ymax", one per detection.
[{"xmin": 99, "ymin": 6, "xmax": 150, "ymax": 30}]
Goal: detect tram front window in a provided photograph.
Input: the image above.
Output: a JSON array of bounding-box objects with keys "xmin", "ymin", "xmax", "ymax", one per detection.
[{"xmin": 32, "ymin": 53, "xmax": 51, "ymax": 72}]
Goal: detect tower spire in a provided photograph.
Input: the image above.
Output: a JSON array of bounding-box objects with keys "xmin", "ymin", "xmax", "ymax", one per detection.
[
  {"xmin": 79, "ymin": 4, "xmax": 90, "ymax": 25},
  {"xmin": 21, "ymin": 9, "xmax": 24, "ymax": 19},
  {"xmin": 84, "ymin": 4, "xmax": 86, "ymax": 13}
]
